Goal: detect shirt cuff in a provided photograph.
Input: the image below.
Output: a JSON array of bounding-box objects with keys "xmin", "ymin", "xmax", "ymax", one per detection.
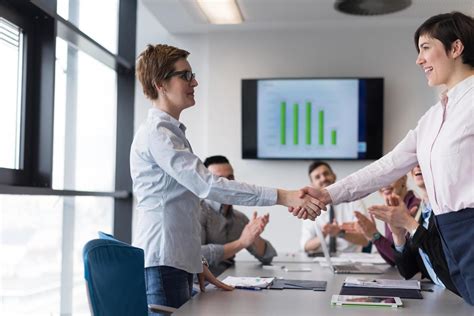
[
  {"xmin": 201, "ymin": 244, "xmax": 225, "ymax": 266},
  {"xmin": 326, "ymin": 182, "xmax": 348, "ymax": 205},
  {"xmin": 395, "ymin": 244, "xmax": 405, "ymax": 253},
  {"xmin": 258, "ymin": 187, "xmax": 278, "ymax": 206}
]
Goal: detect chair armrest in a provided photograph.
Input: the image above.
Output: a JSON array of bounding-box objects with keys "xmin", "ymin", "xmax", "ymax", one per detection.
[{"xmin": 148, "ymin": 304, "xmax": 177, "ymax": 315}]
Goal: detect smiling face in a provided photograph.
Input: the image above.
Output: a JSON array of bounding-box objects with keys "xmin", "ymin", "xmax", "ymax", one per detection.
[
  {"xmin": 309, "ymin": 165, "xmax": 336, "ymax": 189},
  {"xmin": 379, "ymin": 176, "xmax": 407, "ymax": 199},
  {"xmin": 411, "ymin": 165, "xmax": 425, "ymax": 189},
  {"xmin": 159, "ymin": 58, "xmax": 198, "ymax": 112},
  {"xmin": 416, "ymin": 35, "xmax": 456, "ymax": 88}
]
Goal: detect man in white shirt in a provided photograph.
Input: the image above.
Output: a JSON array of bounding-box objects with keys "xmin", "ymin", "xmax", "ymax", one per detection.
[{"xmin": 300, "ymin": 161, "xmax": 369, "ymax": 255}]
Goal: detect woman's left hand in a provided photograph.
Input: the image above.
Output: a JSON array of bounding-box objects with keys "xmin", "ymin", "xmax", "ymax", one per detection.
[{"xmin": 198, "ymin": 264, "xmax": 234, "ymax": 292}]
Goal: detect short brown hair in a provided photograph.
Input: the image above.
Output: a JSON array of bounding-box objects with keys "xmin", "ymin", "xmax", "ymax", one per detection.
[
  {"xmin": 308, "ymin": 161, "xmax": 334, "ymax": 176},
  {"xmin": 136, "ymin": 44, "xmax": 190, "ymax": 100},
  {"xmin": 414, "ymin": 12, "xmax": 474, "ymax": 68}
]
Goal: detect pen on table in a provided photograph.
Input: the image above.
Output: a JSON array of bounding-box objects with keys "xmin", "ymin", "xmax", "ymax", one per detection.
[
  {"xmin": 421, "ymin": 288, "xmax": 434, "ymax": 292},
  {"xmin": 235, "ymin": 286, "xmax": 262, "ymax": 291}
]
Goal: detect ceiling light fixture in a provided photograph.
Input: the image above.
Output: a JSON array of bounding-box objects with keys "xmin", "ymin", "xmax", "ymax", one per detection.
[
  {"xmin": 197, "ymin": 0, "xmax": 244, "ymax": 24},
  {"xmin": 335, "ymin": 0, "xmax": 412, "ymax": 16}
]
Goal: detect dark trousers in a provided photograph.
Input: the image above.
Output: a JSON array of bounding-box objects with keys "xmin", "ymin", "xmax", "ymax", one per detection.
[
  {"xmin": 436, "ymin": 208, "xmax": 474, "ymax": 305},
  {"xmin": 145, "ymin": 265, "xmax": 194, "ymax": 315}
]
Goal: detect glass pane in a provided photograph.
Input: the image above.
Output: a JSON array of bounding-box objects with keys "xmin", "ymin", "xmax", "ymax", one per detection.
[
  {"xmin": 0, "ymin": 17, "xmax": 23, "ymax": 169},
  {"xmin": 53, "ymin": 37, "xmax": 117, "ymax": 192},
  {"xmin": 0, "ymin": 195, "xmax": 114, "ymax": 316},
  {"xmin": 57, "ymin": 0, "xmax": 119, "ymax": 54}
]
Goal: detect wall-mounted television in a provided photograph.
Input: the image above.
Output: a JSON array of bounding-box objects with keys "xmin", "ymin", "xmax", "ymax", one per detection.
[{"xmin": 242, "ymin": 78, "xmax": 383, "ymax": 160}]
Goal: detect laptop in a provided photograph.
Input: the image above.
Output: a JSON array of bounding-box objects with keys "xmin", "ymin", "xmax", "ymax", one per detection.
[{"xmin": 315, "ymin": 223, "xmax": 383, "ymax": 274}]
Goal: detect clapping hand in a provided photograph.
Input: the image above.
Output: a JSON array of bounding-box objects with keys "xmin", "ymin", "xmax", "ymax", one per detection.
[
  {"xmin": 368, "ymin": 194, "xmax": 418, "ymax": 234},
  {"xmin": 239, "ymin": 211, "xmax": 269, "ymax": 248}
]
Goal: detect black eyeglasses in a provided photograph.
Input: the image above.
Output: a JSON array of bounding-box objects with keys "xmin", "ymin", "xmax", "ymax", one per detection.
[{"xmin": 165, "ymin": 70, "xmax": 196, "ymax": 82}]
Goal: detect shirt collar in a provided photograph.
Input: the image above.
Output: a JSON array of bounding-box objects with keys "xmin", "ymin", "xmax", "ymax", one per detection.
[
  {"xmin": 444, "ymin": 74, "xmax": 474, "ymax": 108},
  {"xmin": 148, "ymin": 107, "xmax": 187, "ymax": 132}
]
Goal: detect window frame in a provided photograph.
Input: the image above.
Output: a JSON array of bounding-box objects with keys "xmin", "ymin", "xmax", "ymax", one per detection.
[{"xmin": 0, "ymin": 0, "xmax": 136, "ymax": 243}]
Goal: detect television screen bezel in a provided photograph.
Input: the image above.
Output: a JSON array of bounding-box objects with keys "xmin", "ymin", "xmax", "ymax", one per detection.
[{"xmin": 241, "ymin": 77, "xmax": 384, "ymax": 160}]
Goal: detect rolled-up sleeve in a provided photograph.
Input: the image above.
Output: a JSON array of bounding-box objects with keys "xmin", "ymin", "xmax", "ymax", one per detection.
[
  {"xmin": 201, "ymin": 244, "xmax": 225, "ymax": 266},
  {"xmin": 247, "ymin": 239, "xmax": 278, "ymax": 265}
]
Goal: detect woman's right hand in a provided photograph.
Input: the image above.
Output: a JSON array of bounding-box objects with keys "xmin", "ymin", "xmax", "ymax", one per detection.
[{"xmin": 198, "ymin": 264, "xmax": 234, "ymax": 292}]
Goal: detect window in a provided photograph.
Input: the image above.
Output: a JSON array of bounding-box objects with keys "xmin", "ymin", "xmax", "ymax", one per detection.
[
  {"xmin": 0, "ymin": 194, "xmax": 114, "ymax": 315},
  {"xmin": 53, "ymin": 38, "xmax": 117, "ymax": 192},
  {"xmin": 0, "ymin": 0, "xmax": 136, "ymax": 315},
  {"xmin": 0, "ymin": 17, "xmax": 24, "ymax": 170},
  {"xmin": 57, "ymin": 0, "xmax": 119, "ymax": 54}
]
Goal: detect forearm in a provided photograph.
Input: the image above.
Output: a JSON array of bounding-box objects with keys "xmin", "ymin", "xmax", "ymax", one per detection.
[
  {"xmin": 223, "ymin": 239, "xmax": 245, "ymax": 260},
  {"xmin": 304, "ymin": 237, "xmax": 322, "ymax": 253},
  {"xmin": 373, "ymin": 236, "xmax": 396, "ymax": 266},
  {"xmin": 392, "ymin": 232, "xmax": 407, "ymax": 247},
  {"xmin": 344, "ymin": 233, "xmax": 369, "ymax": 247},
  {"xmin": 393, "ymin": 243, "xmax": 421, "ymax": 280},
  {"xmin": 251, "ymin": 237, "xmax": 266, "ymax": 257},
  {"xmin": 326, "ymin": 131, "xmax": 418, "ymax": 204},
  {"xmin": 248, "ymin": 238, "xmax": 277, "ymax": 265}
]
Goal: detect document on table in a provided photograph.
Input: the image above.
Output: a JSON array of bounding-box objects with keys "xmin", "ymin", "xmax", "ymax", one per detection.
[
  {"xmin": 222, "ymin": 276, "xmax": 275, "ymax": 289},
  {"xmin": 338, "ymin": 253, "xmax": 387, "ymax": 264},
  {"xmin": 344, "ymin": 277, "xmax": 420, "ymax": 290}
]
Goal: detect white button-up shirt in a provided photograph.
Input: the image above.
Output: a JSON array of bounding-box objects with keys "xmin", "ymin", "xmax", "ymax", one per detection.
[
  {"xmin": 130, "ymin": 108, "xmax": 277, "ymax": 273},
  {"xmin": 300, "ymin": 199, "xmax": 368, "ymax": 253},
  {"xmin": 327, "ymin": 75, "xmax": 473, "ymax": 215}
]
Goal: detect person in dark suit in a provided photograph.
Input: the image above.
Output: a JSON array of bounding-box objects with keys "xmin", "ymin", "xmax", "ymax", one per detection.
[{"xmin": 371, "ymin": 165, "xmax": 459, "ymax": 295}]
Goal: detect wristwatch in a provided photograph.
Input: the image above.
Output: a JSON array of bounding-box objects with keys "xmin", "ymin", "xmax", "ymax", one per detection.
[
  {"xmin": 201, "ymin": 256, "xmax": 209, "ymax": 267},
  {"xmin": 337, "ymin": 229, "xmax": 346, "ymax": 238},
  {"xmin": 371, "ymin": 232, "xmax": 382, "ymax": 242}
]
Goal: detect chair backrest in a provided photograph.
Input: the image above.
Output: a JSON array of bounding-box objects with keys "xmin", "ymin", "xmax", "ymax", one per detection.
[{"xmin": 83, "ymin": 238, "xmax": 148, "ymax": 316}]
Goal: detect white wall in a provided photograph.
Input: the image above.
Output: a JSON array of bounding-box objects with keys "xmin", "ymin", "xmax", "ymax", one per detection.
[{"xmin": 135, "ymin": 3, "xmax": 438, "ymax": 252}]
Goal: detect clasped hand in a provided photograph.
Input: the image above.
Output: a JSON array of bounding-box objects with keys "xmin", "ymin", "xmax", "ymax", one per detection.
[{"xmin": 282, "ymin": 186, "xmax": 331, "ymax": 221}]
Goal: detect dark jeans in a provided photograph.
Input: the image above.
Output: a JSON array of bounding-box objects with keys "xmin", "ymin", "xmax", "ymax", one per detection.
[
  {"xmin": 436, "ymin": 208, "xmax": 474, "ymax": 305},
  {"xmin": 145, "ymin": 265, "xmax": 194, "ymax": 315}
]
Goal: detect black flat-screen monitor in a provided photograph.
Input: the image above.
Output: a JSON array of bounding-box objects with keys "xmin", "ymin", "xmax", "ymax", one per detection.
[{"xmin": 242, "ymin": 78, "xmax": 383, "ymax": 160}]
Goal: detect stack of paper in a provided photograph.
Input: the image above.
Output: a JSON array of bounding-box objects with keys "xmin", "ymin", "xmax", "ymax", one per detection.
[
  {"xmin": 222, "ymin": 276, "xmax": 275, "ymax": 289},
  {"xmin": 344, "ymin": 277, "xmax": 420, "ymax": 290}
]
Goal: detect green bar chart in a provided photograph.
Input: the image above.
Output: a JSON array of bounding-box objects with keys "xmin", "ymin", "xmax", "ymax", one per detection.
[
  {"xmin": 279, "ymin": 102, "xmax": 338, "ymax": 147},
  {"xmin": 256, "ymin": 79, "xmax": 359, "ymax": 159}
]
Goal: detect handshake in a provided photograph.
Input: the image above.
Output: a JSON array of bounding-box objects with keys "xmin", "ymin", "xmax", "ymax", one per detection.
[{"xmin": 277, "ymin": 186, "xmax": 332, "ymax": 221}]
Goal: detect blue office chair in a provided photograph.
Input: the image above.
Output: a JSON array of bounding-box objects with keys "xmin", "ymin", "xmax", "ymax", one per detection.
[{"xmin": 83, "ymin": 232, "xmax": 176, "ymax": 315}]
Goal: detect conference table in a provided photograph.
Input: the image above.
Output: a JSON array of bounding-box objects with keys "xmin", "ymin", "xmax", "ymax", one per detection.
[{"xmin": 175, "ymin": 254, "xmax": 473, "ymax": 315}]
